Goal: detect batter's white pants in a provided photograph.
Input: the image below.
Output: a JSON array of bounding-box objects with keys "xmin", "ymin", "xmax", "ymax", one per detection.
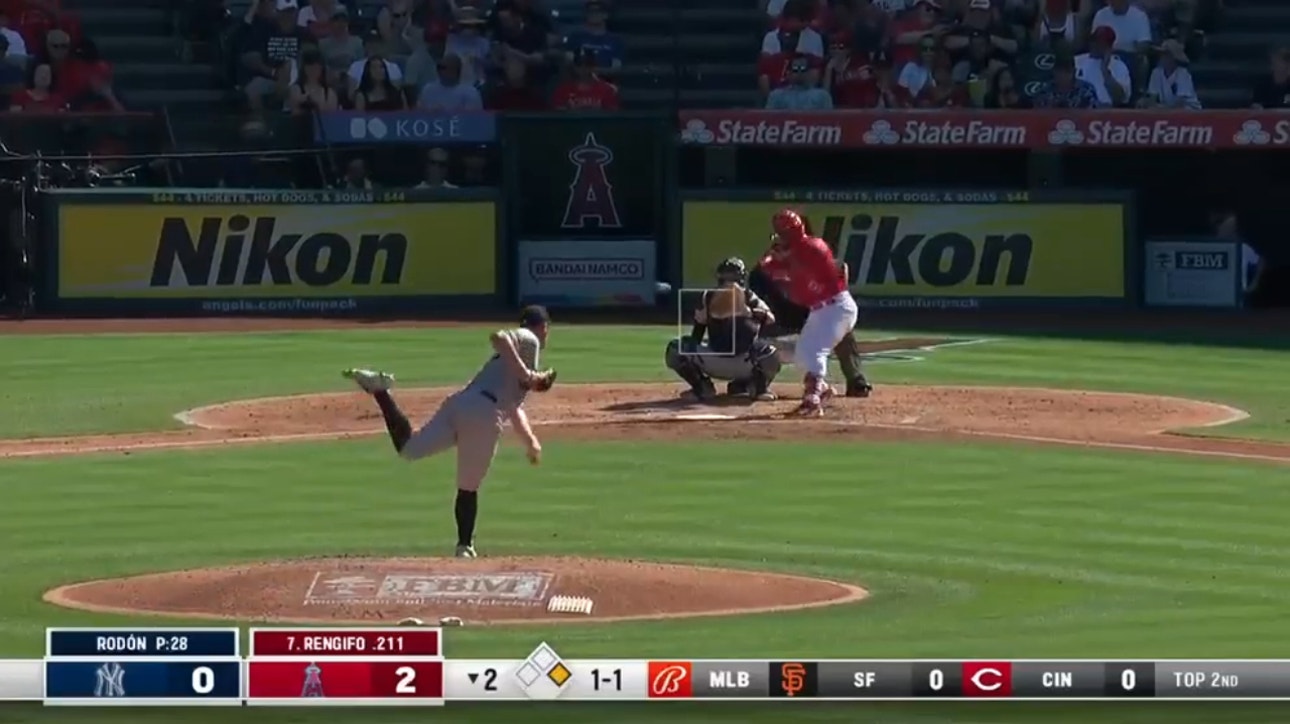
[{"xmin": 794, "ymin": 292, "xmax": 859, "ymax": 379}]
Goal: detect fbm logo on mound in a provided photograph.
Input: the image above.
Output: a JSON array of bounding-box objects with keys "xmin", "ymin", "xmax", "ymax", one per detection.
[
  {"xmin": 150, "ymin": 215, "xmax": 407, "ymax": 287},
  {"xmin": 304, "ymin": 572, "xmax": 554, "ymax": 606}
]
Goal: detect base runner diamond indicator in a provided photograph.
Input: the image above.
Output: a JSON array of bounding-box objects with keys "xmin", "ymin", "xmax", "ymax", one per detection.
[
  {"xmin": 547, "ymin": 663, "xmax": 571, "ymax": 687},
  {"xmin": 515, "ymin": 642, "xmax": 571, "ymax": 700},
  {"xmin": 515, "ymin": 663, "xmax": 541, "ymax": 688}
]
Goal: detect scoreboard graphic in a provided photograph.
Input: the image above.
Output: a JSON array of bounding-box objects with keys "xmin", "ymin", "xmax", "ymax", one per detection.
[{"xmin": 3, "ymin": 628, "xmax": 1290, "ymax": 704}]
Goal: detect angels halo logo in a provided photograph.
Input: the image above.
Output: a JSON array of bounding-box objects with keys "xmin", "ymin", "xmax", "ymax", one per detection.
[{"xmin": 561, "ymin": 132, "xmax": 623, "ymax": 229}]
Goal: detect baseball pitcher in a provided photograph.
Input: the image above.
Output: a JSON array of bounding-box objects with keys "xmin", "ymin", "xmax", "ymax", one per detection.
[
  {"xmin": 342, "ymin": 305, "xmax": 556, "ymax": 558},
  {"xmin": 664, "ymin": 256, "xmax": 784, "ymax": 401}
]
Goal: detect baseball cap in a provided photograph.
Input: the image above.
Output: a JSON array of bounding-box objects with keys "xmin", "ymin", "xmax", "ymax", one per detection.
[
  {"xmin": 1092, "ymin": 25, "xmax": 1116, "ymax": 44},
  {"xmin": 520, "ymin": 305, "xmax": 550, "ymax": 328}
]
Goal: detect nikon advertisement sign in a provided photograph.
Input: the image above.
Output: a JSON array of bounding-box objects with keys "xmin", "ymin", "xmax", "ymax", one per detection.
[
  {"xmin": 680, "ymin": 190, "xmax": 1132, "ymax": 308},
  {"xmin": 46, "ymin": 189, "xmax": 500, "ymax": 314}
]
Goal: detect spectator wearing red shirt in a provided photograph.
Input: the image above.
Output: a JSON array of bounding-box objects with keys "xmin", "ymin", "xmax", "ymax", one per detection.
[
  {"xmin": 47, "ymin": 34, "xmax": 122, "ymax": 111},
  {"xmin": 823, "ymin": 36, "xmax": 893, "ymax": 108},
  {"xmin": 888, "ymin": 0, "xmax": 945, "ymax": 72},
  {"xmin": 758, "ymin": 26, "xmax": 824, "ymax": 100},
  {"xmin": 927, "ymin": 55, "xmax": 970, "ymax": 107},
  {"xmin": 9, "ymin": 61, "xmax": 62, "ymax": 111},
  {"xmin": 12, "ymin": 0, "xmax": 79, "ymax": 53},
  {"xmin": 550, "ymin": 47, "xmax": 619, "ymax": 110}
]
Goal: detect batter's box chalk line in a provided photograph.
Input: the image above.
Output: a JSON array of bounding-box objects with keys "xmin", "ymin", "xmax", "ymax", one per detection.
[{"xmin": 546, "ymin": 595, "xmax": 594, "ymax": 615}]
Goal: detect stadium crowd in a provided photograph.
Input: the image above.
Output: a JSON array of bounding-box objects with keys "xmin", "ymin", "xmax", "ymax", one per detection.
[
  {"xmin": 0, "ymin": 0, "xmax": 124, "ymax": 113},
  {"xmin": 756, "ymin": 0, "xmax": 1246, "ymax": 110},
  {"xmin": 220, "ymin": 0, "xmax": 624, "ymax": 115},
  {"xmin": 194, "ymin": 0, "xmax": 626, "ymax": 187}
]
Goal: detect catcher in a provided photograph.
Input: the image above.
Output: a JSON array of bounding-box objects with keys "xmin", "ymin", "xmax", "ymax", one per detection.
[
  {"xmin": 664, "ymin": 256, "xmax": 783, "ymax": 401},
  {"xmin": 342, "ymin": 305, "xmax": 555, "ymax": 559},
  {"xmin": 748, "ymin": 222, "xmax": 873, "ymax": 398}
]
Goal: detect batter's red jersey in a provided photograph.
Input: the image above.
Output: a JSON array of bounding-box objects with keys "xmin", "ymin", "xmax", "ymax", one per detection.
[{"xmin": 762, "ymin": 236, "xmax": 848, "ymax": 308}]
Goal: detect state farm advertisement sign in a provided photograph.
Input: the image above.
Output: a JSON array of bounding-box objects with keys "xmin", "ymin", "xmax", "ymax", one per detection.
[{"xmin": 677, "ymin": 111, "xmax": 1290, "ymax": 150}]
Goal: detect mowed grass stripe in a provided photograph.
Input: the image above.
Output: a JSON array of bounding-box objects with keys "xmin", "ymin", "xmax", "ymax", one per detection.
[
  {"xmin": 1, "ymin": 327, "xmax": 1288, "ymax": 441},
  {"xmin": 2, "ymin": 441, "xmax": 1286, "ymax": 658}
]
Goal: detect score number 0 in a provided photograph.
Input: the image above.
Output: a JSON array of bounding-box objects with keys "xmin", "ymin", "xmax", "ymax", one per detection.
[{"xmin": 191, "ymin": 666, "xmax": 216, "ymax": 695}]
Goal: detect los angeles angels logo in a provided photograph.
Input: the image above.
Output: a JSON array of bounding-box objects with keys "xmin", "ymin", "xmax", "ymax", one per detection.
[{"xmin": 561, "ymin": 132, "xmax": 622, "ymax": 229}]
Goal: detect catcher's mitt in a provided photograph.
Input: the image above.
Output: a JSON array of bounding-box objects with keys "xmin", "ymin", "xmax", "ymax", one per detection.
[
  {"xmin": 707, "ymin": 283, "xmax": 752, "ymax": 320},
  {"xmin": 529, "ymin": 369, "xmax": 557, "ymax": 392}
]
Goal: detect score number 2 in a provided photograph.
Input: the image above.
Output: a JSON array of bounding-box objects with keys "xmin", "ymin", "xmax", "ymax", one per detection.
[
  {"xmin": 384, "ymin": 663, "xmax": 441, "ymax": 698},
  {"xmin": 396, "ymin": 667, "xmax": 417, "ymax": 694}
]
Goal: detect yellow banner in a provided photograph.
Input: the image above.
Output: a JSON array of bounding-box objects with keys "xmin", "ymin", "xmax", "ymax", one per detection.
[
  {"xmin": 683, "ymin": 201, "xmax": 1125, "ymax": 298},
  {"xmin": 57, "ymin": 202, "xmax": 496, "ymax": 297}
]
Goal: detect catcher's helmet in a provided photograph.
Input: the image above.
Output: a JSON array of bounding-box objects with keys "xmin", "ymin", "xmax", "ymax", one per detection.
[{"xmin": 715, "ymin": 256, "xmax": 747, "ymax": 284}]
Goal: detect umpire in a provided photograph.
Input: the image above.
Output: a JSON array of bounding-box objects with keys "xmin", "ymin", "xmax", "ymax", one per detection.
[{"xmin": 747, "ymin": 262, "xmax": 873, "ymax": 397}]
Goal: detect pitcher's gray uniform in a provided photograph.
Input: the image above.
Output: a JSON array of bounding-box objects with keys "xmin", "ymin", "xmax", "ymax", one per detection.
[
  {"xmin": 398, "ymin": 326, "xmax": 540, "ymax": 489},
  {"xmin": 343, "ymin": 305, "xmax": 553, "ymax": 558}
]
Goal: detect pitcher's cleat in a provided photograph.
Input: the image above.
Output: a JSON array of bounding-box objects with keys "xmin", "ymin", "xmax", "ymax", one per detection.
[
  {"xmin": 455, "ymin": 544, "xmax": 477, "ymax": 559},
  {"xmin": 342, "ymin": 368, "xmax": 395, "ymax": 393}
]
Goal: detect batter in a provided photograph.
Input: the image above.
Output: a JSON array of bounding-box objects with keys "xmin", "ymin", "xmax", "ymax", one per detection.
[
  {"xmin": 343, "ymin": 306, "xmax": 556, "ymax": 558},
  {"xmin": 758, "ymin": 209, "xmax": 860, "ymax": 415}
]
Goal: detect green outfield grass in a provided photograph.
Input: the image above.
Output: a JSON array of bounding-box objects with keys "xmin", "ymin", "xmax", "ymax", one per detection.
[{"xmin": 0, "ymin": 325, "xmax": 1287, "ymax": 723}]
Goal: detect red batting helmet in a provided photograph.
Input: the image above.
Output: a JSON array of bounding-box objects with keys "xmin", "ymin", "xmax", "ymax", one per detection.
[{"xmin": 771, "ymin": 208, "xmax": 806, "ymax": 247}]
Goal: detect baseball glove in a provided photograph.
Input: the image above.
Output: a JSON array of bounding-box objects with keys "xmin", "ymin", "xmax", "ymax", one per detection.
[{"xmin": 530, "ymin": 369, "xmax": 557, "ymax": 392}]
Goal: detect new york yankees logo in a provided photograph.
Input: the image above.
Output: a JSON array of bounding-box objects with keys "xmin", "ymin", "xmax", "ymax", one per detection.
[{"xmin": 561, "ymin": 132, "xmax": 622, "ymax": 229}]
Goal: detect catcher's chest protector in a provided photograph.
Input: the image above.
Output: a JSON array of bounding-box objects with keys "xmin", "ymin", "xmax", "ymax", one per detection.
[{"xmin": 704, "ymin": 285, "xmax": 760, "ymax": 356}]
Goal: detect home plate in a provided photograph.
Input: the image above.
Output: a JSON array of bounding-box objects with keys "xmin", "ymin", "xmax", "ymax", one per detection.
[{"xmin": 674, "ymin": 413, "xmax": 737, "ymax": 421}]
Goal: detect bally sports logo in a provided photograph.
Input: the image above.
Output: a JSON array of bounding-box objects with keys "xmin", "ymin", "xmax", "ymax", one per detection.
[{"xmin": 648, "ymin": 661, "xmax": 693, "ymax": 698}]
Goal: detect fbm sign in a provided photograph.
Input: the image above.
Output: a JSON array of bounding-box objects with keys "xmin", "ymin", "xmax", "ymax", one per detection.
[
  {"xmin": 304, "ymin": 571, "xmax": 554, "ymax": 606},
  {"xmin": 1143, "ymin": 239, "xmax": 1241, "ymax": 308},
  {"xmin": 1174, "ymin": 251, "xmax": 1230, "ymax": 270}
]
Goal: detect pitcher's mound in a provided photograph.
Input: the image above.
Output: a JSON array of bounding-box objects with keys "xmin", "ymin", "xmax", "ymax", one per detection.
[{"xmin": 44, "ymin": 557, "xmax": 867, "ymax": 625}]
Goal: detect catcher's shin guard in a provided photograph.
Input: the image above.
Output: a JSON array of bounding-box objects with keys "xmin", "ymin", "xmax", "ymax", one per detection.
[
  {"xmin": 748, "ymin": 340, "xmax": 782, "ymax": 399},
  {"xmin": 666, "ymin": 341, "xmax": 716, "ymax": 400}
]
